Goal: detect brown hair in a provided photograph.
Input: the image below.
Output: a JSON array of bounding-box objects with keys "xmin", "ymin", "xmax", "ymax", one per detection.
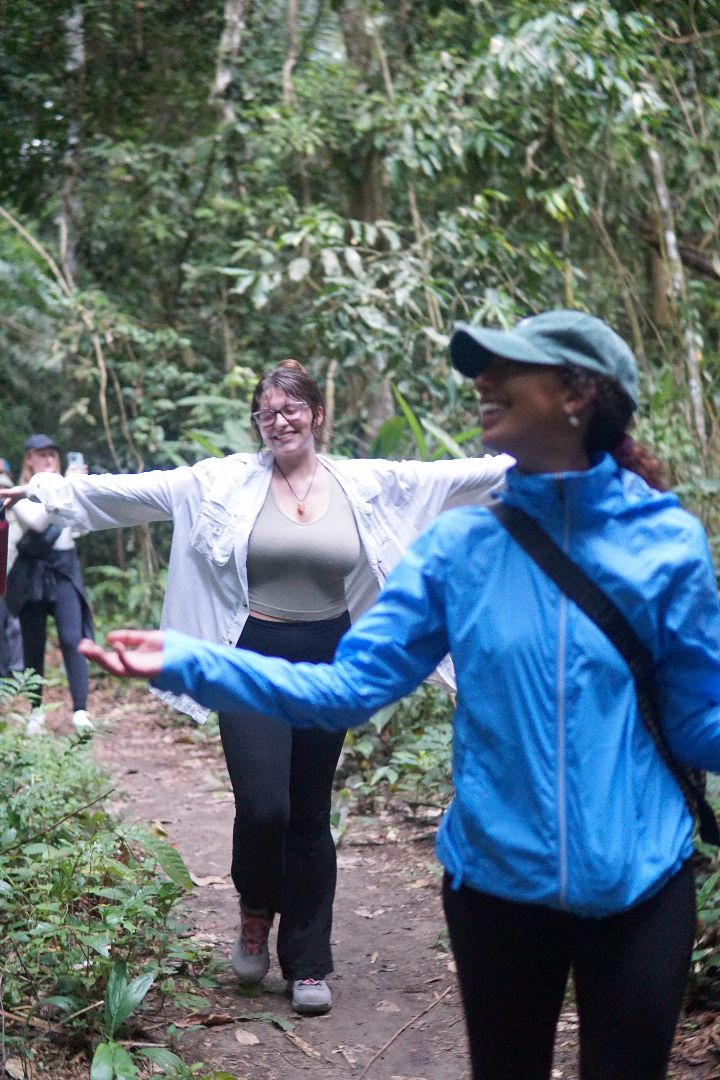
[
  {"xmin": 250, "ymin": 359, "xmax": 330, "ymax": 449},
  {"xmin": 561, "ymin": 366, "xmax": 668, "ymax": 492}
]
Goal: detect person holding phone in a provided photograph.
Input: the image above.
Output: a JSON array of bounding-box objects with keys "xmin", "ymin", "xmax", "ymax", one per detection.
[{"xmin": 5, "ymin": 435, "xmax": 94, "ymax": 733}]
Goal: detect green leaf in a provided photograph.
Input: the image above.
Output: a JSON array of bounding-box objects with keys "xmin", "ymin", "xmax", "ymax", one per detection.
[
  {"xmin": 357, "ymin": 305, "xmax": 394, "ymax": 332},
  {"xmin": 142, "ymin": 835, "xmax": 193, "ymax": 889},
  {"xmin": 288, "ymin": 257, "xmax": 311, "ymax": 282},
  {"xmin": 391, "ymin": 384, "xmax": 428, "ymax": 459},
  {"xmin": 105, "ymin": 961, "xmax": 154, "ymax": 1037},
  {"xmin": 421, "ymin": 417, "xmax": 466, "ymax": 459},
  {"xmin": 105, "ymin": 962, "xmax": 128, "ymax": 1037},
  {"xmin": 109, "ymin": 1042, "xmax": 138, "ymax": 1080},
  {"xmin": 240, "ymin": 1010, "xmax": 295, "ymax": 1032},
  {"xmin": 137, "ymin": 1046, "xmax": 186, "ymax": 1070},
  {"xmin": 44, "ymin": 994, "xmax": 80, "ymax": 1013},
  {"xmin": 369, "ymin": 416, "xmax": 406, "ymax": 458},
  {"xmin": 90, "ymin": 1043, "xmax": 115, "ymax": 1080},
  {"xmin": 186, "ymin": 431, "xmax": 225, "ymax": 458},
  {"xmin": 344, "ymin": 247, "xmax": 363, "ymax": 278}
]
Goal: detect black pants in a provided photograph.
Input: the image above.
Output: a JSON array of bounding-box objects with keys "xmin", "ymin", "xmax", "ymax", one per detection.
[
  {"xmin": 443, "ymin": 860, "xmax": 696, "ymax": 1080},
  {"xmin": 218, "ymin": 612, "xmax": 349, "ymax": 981},
  {"xmin": 20, "ymin": 575, "xmax": 89, "ymax": 710},
  {"xmin": 0, "ymin": 598, "xmax": 23, "ymax": 676}
]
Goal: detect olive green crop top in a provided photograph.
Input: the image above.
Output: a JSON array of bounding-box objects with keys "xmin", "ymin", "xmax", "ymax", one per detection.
[{"xmin": 247, "ymin": 471, "xmax": 361, "ymax": 620}]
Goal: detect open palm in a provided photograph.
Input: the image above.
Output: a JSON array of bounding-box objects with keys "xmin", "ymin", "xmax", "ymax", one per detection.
[{"xmin": 79, "ymin": 630, "xmax": 166, "ymax": 679}]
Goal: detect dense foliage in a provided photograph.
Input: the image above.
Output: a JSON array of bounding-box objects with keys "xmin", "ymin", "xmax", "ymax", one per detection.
[
  {"xmin": 1, "ymin": 3, "xmax": 719, "ymax": 495},
  {"xmin": 0, "ymin": 673, "xmax": 233, "ymax": 1076}
]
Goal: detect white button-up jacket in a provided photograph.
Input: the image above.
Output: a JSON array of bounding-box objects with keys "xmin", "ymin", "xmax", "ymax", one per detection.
[{"xmin": 27, "ymin": 451, "xmax": 511, "ymax": 722}]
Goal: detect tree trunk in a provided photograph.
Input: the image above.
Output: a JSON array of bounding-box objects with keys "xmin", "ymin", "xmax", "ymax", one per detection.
[
  {"xmin": 649, "ymin": 246, "xmax": 672, "ymax": 328},
  {"xmin": 59, "ymin": 6, "xmax": 84, "ymax": 289},
  {"xmin": 643, "ymin": 124, "xmax": 706, "ymax": 452},
  {"xmin": 209, "ymin": 0, "xmax": 247, "ymax": 125},
  {"xmin": 338, "ymin": 1, "xmax": 386, "ymax": 223}
]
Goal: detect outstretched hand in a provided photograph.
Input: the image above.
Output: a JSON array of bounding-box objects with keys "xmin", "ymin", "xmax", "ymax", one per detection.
[
  {"xmin": 79, "ymin": 630, "xmax": 166, "ymax": 679},
  {"xmin": 1, "ymin": 485, "xmax": 28, "ymax": 510}
]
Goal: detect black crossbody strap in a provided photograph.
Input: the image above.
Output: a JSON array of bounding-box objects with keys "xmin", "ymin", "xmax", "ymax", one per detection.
[{"xmin": 491, "ymin": 501, "xmax": 720, "ymax": 846}]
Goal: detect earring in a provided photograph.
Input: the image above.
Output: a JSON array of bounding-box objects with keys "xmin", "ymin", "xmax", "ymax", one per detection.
[{"xmin": 567, "ymin": 413, "xmax": 580, "ymax": 428}]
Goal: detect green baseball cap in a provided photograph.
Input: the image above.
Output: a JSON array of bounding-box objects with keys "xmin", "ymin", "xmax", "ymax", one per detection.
[{"xmin": 450, "ymin": 310, "xmax": 638, "ymax": 407}]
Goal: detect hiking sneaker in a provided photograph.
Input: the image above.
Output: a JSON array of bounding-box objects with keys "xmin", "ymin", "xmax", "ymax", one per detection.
[
  {"xmin": 25, "ymin": 709, "xmax": 47, "ymax": 736},
  {"xmin": 231, "ymin": 906, "xmax": 273, "ymax": 984},
  {"xmin": 290, "ymin": 978, "xmax": 332, "ymax": 1016},
  {"xmin": 72, "ymin": 710, "xmax": 94, "ymax": 734}
]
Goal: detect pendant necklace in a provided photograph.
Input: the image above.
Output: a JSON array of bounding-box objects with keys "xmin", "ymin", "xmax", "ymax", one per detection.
[{"xmin": 274, "ymin": 458, "xmax": 319, "ymax": 516}]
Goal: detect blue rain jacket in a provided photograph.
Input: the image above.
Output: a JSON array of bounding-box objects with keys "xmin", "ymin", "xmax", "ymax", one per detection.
[{"xmin": 155, "ymin": 453, "xmax": 720, "ymax": 917}]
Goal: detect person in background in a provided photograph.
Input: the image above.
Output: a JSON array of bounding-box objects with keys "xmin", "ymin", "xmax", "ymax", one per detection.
[
  {"xmin": 0, "ymin": 361, "xmax": 511, "ymax": 1016},
  {"xmin": 5, "ymin": 435, "xmax": 93, "ymax": 734},
  {"xmin": 81, "ymin": 313, "xmax": 720, "ymax": 1078},
  {"xmin": 0, "ymin": 458, "xmax": 23, "ymax": 678}
]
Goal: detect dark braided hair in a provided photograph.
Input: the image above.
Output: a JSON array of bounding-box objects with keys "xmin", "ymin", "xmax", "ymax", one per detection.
[{"xmin": 560, "ymin": 364, "xmax": 668, "ymax": 492}]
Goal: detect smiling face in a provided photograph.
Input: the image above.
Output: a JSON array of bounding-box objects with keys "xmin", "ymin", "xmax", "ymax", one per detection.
[
  {"xmin": 258, "ymin": 387, "xmax": 323, "ymax": 462},
  {"xmin": 474, "ymin": 359, "xmax": 594, "ymax": 473},
  {"xmin": 25, "ymin": 447, "xmax": 61, "ymax": 476}
]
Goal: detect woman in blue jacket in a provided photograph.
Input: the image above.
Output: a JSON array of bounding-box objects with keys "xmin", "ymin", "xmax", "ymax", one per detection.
[{"xmin": 80, "ymin": 311, "xmax": 720, "ymax": 1080}]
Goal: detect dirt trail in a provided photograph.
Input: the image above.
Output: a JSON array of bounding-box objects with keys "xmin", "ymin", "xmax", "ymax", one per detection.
[
  {"xmin": 43, "ymin": 675, "xmax": 720, "ymax": 1078},
  {"xmin": 88, "ymin": 680, "xmax": 469, "ymax": 1080}
]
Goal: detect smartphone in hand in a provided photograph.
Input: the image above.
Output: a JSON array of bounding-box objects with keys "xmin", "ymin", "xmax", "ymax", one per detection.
[{"xmin": 67, "ymin": 451, "xmax": 85, "ymax": 471}]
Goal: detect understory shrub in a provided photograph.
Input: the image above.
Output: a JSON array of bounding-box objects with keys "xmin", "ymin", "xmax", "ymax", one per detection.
[{"xmin": 0, "ymin": 695, "xmax": 203, "ymax": 1068}]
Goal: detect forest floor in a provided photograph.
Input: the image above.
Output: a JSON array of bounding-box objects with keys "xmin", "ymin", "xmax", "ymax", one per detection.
[{"xmin": 24, "ymin": 672, "xmax": 720, "ymax": 1079}]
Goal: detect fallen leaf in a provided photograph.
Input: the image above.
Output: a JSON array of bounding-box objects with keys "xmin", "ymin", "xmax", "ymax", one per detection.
[
  {"xmin": 235, "ymin": 1028, "xmax": 260, "ymax": 1045},
  {"xmin": 354, "ymin": 907, "xmax": 385, "ymax": 919},
  {"xmin": 375, "ymin": 1000, "xmax": 401, "ymax": 1013},
  {"xmin": 447, "ymin": 959, "xmax": 457, "ymax": 973},
  {"xmin": 4, "ymin": 1059, "xmax": 26, "ymax": 1080},
  {"xmin": 334, "ymin": 1045, "xmax": 358, "ymax": 1065},
  {"xmin": 370, "ymin": 951, "xmax": 379, "ymax": 963}
]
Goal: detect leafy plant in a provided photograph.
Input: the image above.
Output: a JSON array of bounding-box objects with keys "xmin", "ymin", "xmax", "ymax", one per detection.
[
  {"xmin": 340, "ymin": 685, "xmax": 454, "ymax": 810},
  {"xmin": 0, "ymin": 724, "xmax": 204, "ymax": 1070},
  {"xmin": 89, "ymin": 960, "xmax": 157, "ymax": 1079}
]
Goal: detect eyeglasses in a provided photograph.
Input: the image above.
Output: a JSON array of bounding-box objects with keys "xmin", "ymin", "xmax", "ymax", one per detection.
[{"xmin": 252, "ymin": 400, "xmax": 309, "ymax": 428}]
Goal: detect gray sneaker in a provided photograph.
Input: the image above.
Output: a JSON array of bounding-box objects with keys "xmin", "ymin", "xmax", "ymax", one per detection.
[
  {"xmin": 231, "ymin": 906, "xmax": 273, "ymax": 985},
  {"xmin": 290, "ymin": 978, "xmax": 332, "ymax": 1015}
]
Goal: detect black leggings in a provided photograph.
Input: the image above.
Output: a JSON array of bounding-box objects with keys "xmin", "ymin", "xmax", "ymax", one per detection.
[
  {"xmin": 20, "ymin": 575, "xmax": 89, "ymax": 711},
  {"xmin": 443, "ymin": 860, "xmax": 696, "ymax": 1080},
  {"xmin": 218, "ymin": 612, "xmax": 350, "ymax": 981}
]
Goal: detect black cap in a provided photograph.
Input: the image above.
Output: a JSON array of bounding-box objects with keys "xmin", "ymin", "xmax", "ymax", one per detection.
[{"xmin": 25, "ymin": 434, "xmax": 60, "ymax": 452}]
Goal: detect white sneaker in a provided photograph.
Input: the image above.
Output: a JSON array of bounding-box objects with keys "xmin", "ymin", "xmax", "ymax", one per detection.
[
  {"xmin": 72, "ymin": 710, "xmax": 94, "ymax": 734},
  {"xmin": 25, "ymin": 710, "xmax": 47, "ymax": 736}
]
